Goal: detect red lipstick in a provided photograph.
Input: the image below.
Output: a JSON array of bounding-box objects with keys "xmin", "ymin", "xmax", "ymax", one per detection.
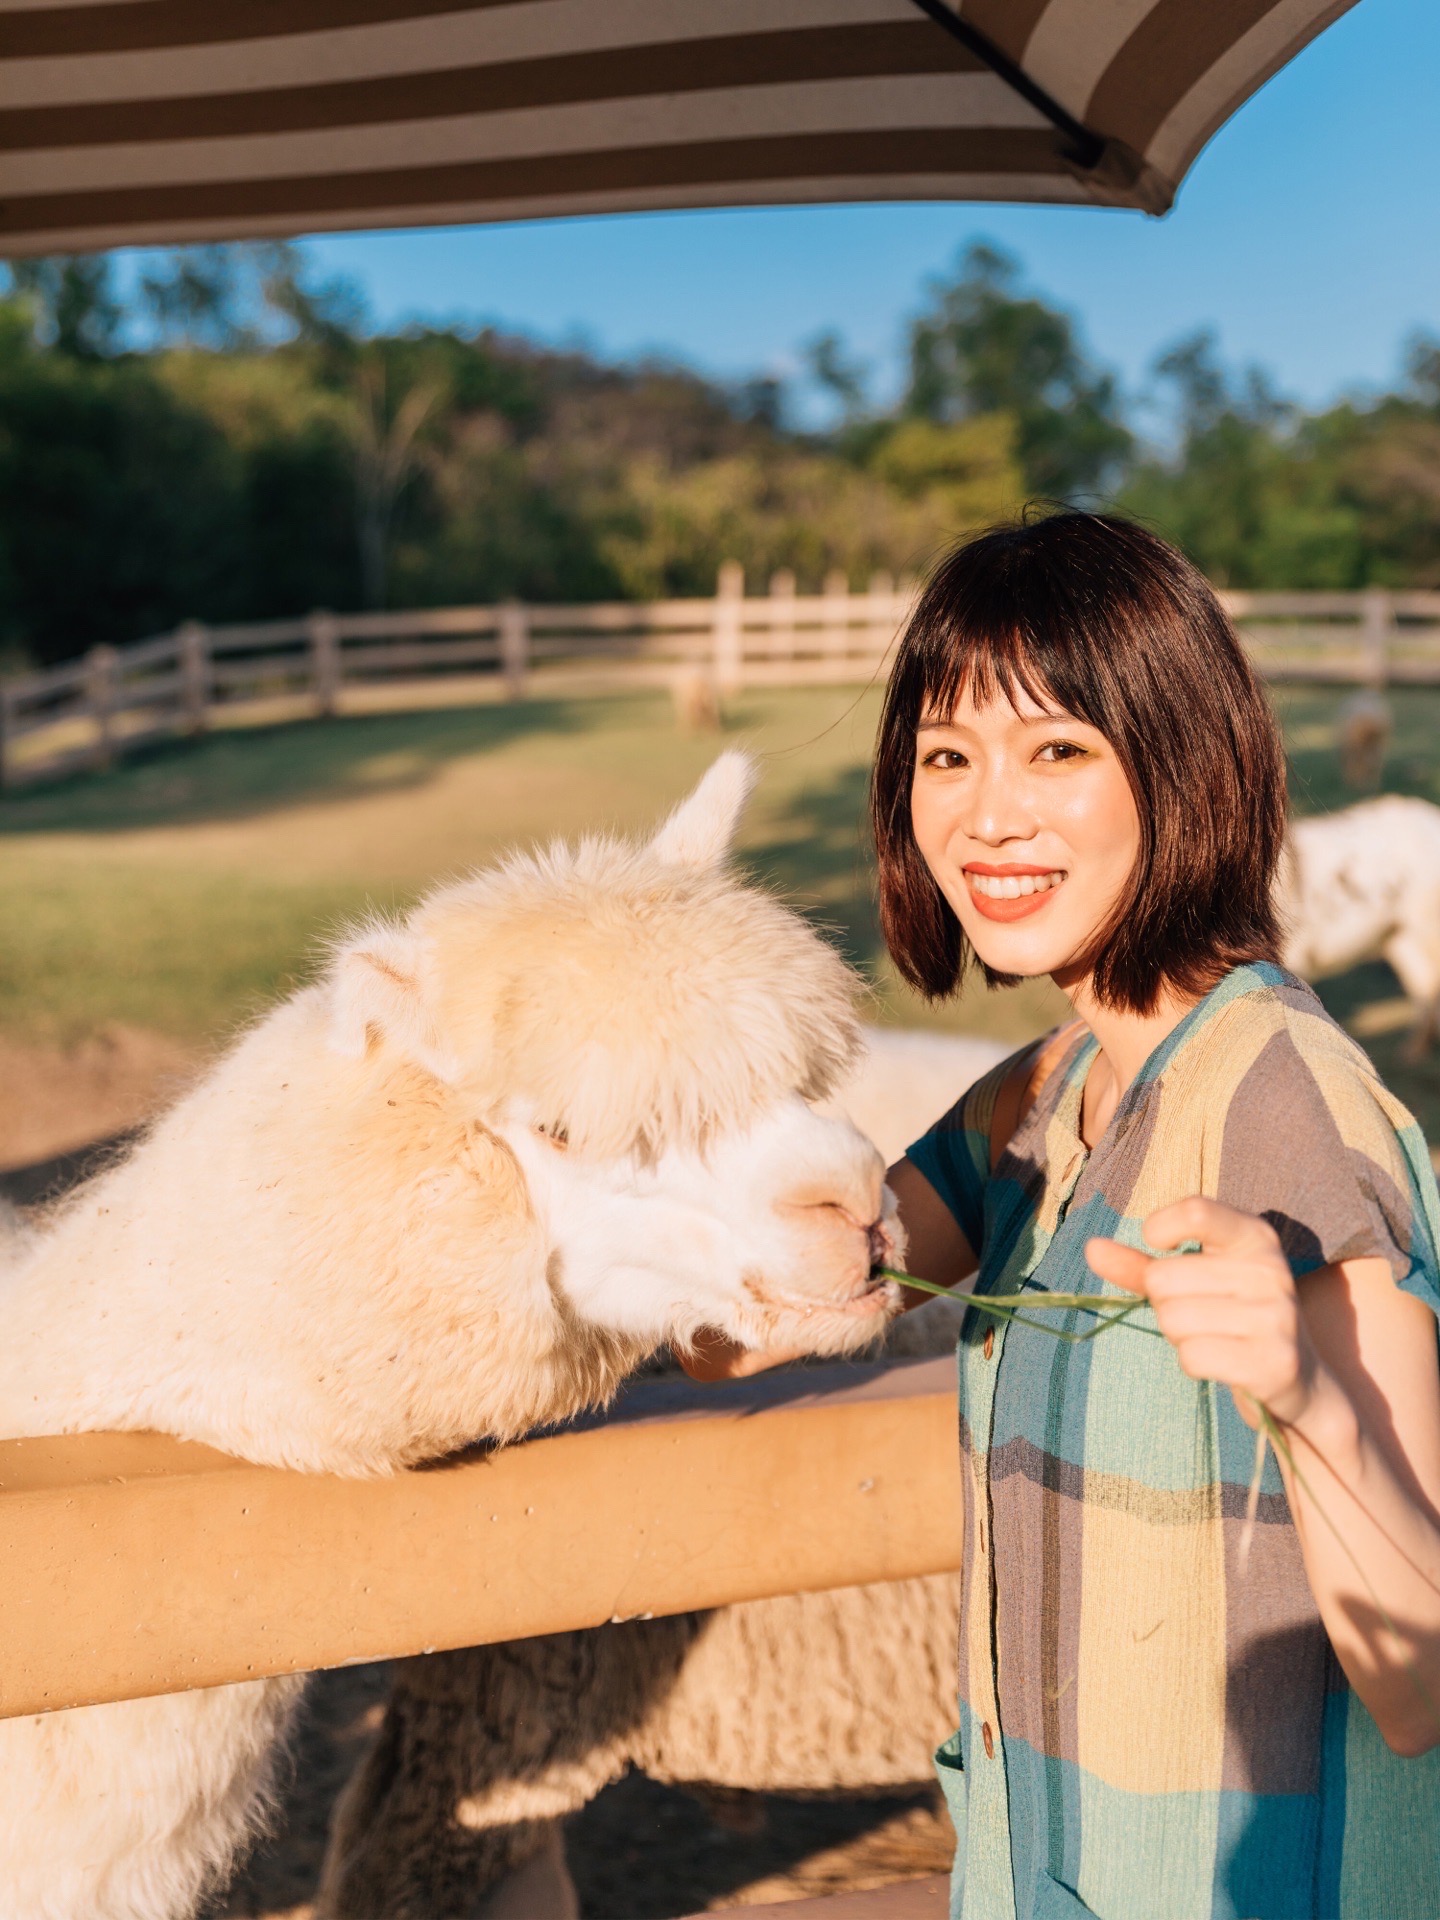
[{"xmin": 963, "ymin": 864, "xmax": 1066, "ymax": 923}]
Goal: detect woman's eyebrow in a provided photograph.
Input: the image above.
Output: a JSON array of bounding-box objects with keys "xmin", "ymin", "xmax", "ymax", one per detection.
[{"xmin": 917, "ymin": 710, "xmax": 1077, "ymax": 732}]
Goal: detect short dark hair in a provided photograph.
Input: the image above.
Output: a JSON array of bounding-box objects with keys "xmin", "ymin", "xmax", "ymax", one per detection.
[{"xmin": 870, "ymin": 512, "xmax": 1287, "ymax": 1013}]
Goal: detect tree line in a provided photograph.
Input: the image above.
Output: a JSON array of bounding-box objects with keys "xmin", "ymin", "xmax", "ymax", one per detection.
[{"xmin": 1, "ymin": 241, "xmax": 1436, "ymax": 670}]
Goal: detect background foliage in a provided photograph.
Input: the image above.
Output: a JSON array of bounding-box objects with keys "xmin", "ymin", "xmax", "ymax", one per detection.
[{"xmin": 0, "ymin": 239, "xmax": 1437, "ymax": 669}]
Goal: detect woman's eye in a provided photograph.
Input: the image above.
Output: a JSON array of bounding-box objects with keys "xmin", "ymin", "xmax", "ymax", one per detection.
[
  {"xmin": 1036, "ymin": 740, "xmax": 1088, "ymax": 763},
  {"xmin": 922, "ymin": 748, "xmax": 968, "ymax": 771}
]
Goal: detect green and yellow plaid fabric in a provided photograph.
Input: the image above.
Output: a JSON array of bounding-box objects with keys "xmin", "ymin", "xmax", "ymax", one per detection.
[{"xmin": 908, "ymin": 965, "xmax": 1440, "ymax": 1920}]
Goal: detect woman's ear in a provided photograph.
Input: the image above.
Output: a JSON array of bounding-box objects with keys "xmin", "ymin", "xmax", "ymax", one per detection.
[{"xmin": 328, "ymin": 923, "xmax": 455, "ymax": 1077}]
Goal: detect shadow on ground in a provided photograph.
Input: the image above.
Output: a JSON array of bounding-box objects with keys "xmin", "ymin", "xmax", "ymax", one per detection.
[
  {"xmin": 568, "ymin": 1772, "xmax": 952, "ymax": 1918},
  {"xmin": 217, "ymin": 1663, "xmax": 953, "ymax": 1920},
  {"xmin": 0, "ymin": 699, "xmax": 606, "ymax": 836}
]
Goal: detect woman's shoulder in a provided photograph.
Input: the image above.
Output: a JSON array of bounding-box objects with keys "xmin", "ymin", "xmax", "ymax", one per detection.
[
  {"xmin": 1180, "ymin": 964, "xmax": 1437, "ymax": 1284},
  {"xmin": 1181, "ymin": 964, "xmax": 1412, "ymax": 1132}
]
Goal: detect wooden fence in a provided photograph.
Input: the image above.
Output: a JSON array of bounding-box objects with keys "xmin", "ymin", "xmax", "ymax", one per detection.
[
  {"xmin": 0, "ymin": 1355, "xmax": 957, "ymax": 1718},
  {"xmin": 4, "ymin": 572, "xmax": 1440, "ymax": 789}
]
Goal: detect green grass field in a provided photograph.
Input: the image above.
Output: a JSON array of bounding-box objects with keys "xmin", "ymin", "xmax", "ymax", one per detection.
[{"xmin": 4, "ymin": 682, "xmax": 1440, "ymax": 1135}]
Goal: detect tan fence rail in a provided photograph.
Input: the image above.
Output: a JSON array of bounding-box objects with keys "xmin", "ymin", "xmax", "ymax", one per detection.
[
  {"xmin": 0, "ymin": 1356, "xmax": 957, "ymax": 1719},
  {"xmin": 3, "ymin": 573, "xmax": 1439, "ymax": 789}
]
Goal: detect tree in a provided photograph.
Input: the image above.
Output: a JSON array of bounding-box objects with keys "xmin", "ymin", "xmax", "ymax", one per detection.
[
  {"xmin": 903, "ymin": 242, "xmax": 1131, "ymax": 500},
  {"xmin": 802, "ymin": 328, "xmax": 869, "ymax": 425},
  {"xmin": 1121, "ymin": 331, "xmax": 1365, "ymax": 588},
  {"xmin": 6, "ymin": 254, "xmax": 122, "ymax": 358},
  {"xmin": 343, "ymin": 350, "xmax": 445, "ymax": 608}
]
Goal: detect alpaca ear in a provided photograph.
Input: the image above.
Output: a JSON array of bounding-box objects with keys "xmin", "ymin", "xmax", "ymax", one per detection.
[
  {"xmin": 649, "ymin": 750, "xmax": 757, "ymax": 870},
  {"xmin": 328, "ymin": 924, "xmax": 452, "ymax": 1075}
]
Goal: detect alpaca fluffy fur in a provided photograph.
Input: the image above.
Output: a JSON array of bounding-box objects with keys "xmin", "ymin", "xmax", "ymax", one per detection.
[
  {"xmin": 316, "ymin": 1035, "xmax": 1008, "ymax": 1920},
  {"xmin": 0, "ymin": 752, "xmax": 906, "ymax": 1920},
  {"xmin": 1281, "ymin": 794, "xmax": 1440, "ymax": 1059}
]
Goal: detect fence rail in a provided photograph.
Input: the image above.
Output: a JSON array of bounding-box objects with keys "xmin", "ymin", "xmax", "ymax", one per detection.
[
  {"xmin": 0, "ymin": 1356, "xmax": 957, "ymax": 1720},
  {"xmin": 4, "ymin": 572, "xmax": 1440, "ymax": 789}
]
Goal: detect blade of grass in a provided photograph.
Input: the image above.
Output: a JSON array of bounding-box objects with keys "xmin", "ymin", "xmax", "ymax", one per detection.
[{"xmin": 876, "ymin": 1269, "xmax": 1165, "ymax": 1339}]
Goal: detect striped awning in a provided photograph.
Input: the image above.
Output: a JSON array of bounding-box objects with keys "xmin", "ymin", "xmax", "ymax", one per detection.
[{"xmin": 0, "ymin": 1, "xmax": 1357, "ymax": 255}]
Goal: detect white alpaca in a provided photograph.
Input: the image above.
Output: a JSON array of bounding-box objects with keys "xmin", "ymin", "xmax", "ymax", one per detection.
[
  {"xmin": 1281, "ymin": 795, "xmax": 1440, "ymax": 1057},
  {"xmin": 0, "ymin": 753, "xmax": 908, "ymax": 1920},
  {"xmin": 316, "ymin": 1031, "xmax": 1007, "ymax": 1920}
]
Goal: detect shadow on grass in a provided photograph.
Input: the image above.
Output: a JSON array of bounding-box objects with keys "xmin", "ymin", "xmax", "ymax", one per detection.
[
  {"xmin": 1275, "ymin": 684, "xmax": 1440, "ymax": 819},
  {"xmin": 0, "ymin": 697, "xmax": 632, "ymax": 836},
  {"xmin": 744, "ymin": 759, "xmax": 881, "ymax": 973}
]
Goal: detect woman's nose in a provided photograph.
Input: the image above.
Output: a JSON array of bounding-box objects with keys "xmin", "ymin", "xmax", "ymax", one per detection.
[{"xmin": 964, "ymin": 760, "xmax": 1034, "ymax": 844}]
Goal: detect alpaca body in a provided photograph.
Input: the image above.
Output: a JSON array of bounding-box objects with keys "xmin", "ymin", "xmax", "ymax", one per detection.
[
  {"xmin": 0, "ymin": 1680, "xmax": 304, "ymax": 1920},
  {"xmin": 316, "ymin": 1042, "xmax": 1007, "ymax": 1920},
  {"xmin": 1282, "ymin": 794, "xmax": 1440, "ymax": 1056},
  {"xmin": 0, "ymin": 755, "xmax": 901, "ymax": 1919}
]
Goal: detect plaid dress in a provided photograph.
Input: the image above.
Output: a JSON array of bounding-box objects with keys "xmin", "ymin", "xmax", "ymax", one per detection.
[{"xmin": 907, "ymin": 964, "xmax": 1440, "ymax": 1920}]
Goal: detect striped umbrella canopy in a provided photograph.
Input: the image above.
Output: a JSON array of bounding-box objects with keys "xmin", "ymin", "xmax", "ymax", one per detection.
[{"xmin": 1, "ymin": 1, "xmax": 1356, "ymax": 255}]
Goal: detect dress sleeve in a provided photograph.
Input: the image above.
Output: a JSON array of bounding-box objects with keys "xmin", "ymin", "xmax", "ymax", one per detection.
[
  {"xmin": 1214, "ymin": 1015, "xmax": 1440, "ymax": 1320},
  {"xmin": 904, "ymin": 1042, "xmax": 1037, "ymax": 1259}
]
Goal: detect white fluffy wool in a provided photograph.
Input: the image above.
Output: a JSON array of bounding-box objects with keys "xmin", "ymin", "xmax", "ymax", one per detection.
[
  {"xmin": 0, "ymin": 754, "xmax": 908, "ymax": 1920},
  {"xmin": 1281, "ymin": 794, "xmax": 1440, "ymax": 1055}
]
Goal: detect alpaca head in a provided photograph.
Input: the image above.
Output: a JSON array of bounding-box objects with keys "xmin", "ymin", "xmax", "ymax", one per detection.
[{"xmin": 327, "ymin": 753, "xmax": 902, "ymax": 1357}]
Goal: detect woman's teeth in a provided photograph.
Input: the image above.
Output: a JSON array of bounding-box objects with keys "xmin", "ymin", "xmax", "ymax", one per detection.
[{"xmin": 968, "ymin": 871, "xmax": 1065, "ymax": 899}]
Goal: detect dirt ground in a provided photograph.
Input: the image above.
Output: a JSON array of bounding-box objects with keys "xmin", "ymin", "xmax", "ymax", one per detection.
[
  {"xmin": 214, "ymin": 1665, "xmax": 954, "ymax": 1919},
  {"xmin": 0, "ymin": 1024, "xmax": 201, "ymax": 1172}
]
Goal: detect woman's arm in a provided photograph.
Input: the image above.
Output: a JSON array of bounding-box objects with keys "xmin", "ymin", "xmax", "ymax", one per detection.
[
  {"xmin": 677, "ymin": 1157, "xmax": 979, "ymax": 1382},
  {"xmin": 1089, "ymin": 1199, "xmax": 1440, "ymax": 1756}
]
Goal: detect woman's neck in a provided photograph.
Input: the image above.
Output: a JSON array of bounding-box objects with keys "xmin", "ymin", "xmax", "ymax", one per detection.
[{"xmin": 1061, "ymin": 973, "xmax": 1200, "ymax": 1150}]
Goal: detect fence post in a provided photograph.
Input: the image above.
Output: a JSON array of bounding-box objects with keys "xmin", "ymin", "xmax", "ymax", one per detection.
[
  {"xmin": 868, "ymin": 570, "xmax": 895, "ymax": 659},
  {"xmin": 767, "ymin": 569, "xmax": 796, "ymax": 667},
  {"xmin": 86, "ymin": 644, "xmax": 119, "ymax": 771},
  {"xmin": 822, "ymin": 568, "xmax": 850, "ymax": 665},
  {"xmin": 176, "ymin": 620, "xmax": 210, "ymax": 734},
  {"xmin": 1361, "ymin": 587, "xmax": 1391, "ymax": 687},
  {"xmin": 498, "ymin": 601, "xmax": 530, "ymax": 701},
  {"xmin": 308, "ymin": 611, "xmax": 341, "ymax": 719},
  {"xmin": 714, "ymin": 561, "xmax": 745, "ymax": 694}
]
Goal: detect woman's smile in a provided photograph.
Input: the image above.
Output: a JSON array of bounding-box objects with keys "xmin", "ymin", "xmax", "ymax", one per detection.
[{"xmin": 964, "ymin": 861, "xmax": 1068, "ymax": 919}]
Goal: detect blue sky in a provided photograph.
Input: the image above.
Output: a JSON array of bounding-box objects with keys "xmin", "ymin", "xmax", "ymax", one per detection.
[{"xmin": 288, "ymin": 0, "xmax": 1436, "ymax": 417}]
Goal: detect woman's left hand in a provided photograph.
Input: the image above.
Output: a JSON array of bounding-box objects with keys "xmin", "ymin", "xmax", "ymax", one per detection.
[{"xmin": 1086, "ymin": 1197, "xmax": 1321, "ymax": 1427}]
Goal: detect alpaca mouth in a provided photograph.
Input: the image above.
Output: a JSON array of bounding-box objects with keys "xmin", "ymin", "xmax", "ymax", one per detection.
[{"xmin": 745, "ymin": 1269, "xmax": 899, "ymax": 1320}]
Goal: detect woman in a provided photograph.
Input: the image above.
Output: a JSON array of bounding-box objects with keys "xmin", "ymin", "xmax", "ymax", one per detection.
[{"xmin": 690, "ymin": 513, "xmax": 1440, "ymax": 1917}]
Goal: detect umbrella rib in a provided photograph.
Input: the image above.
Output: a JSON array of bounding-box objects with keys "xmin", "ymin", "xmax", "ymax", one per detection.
[{"xmin": 905, "ymin": 0, "xmax": 1105, "ymax": 172}]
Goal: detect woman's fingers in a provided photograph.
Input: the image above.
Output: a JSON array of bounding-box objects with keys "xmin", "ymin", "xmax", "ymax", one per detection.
[
  {"xmin": 1085, "ymin": 1241, "xmax": 1263, "ymax": 1299},
  {"xmin": 1148, "ymin": 1292, "xmax": 1289, "ymax": 1344},
  {"xmin": 1142, "ymin": 1195, "xmax": 1283, "ymax": 1263},
  {"xmin": 1084, "ymin": 1236, "xmax": 1153, "ymax": 1294}
]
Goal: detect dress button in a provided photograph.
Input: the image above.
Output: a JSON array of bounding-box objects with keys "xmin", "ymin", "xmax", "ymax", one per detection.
[
  {"xmin": 983, "ymin": 1327, "xmax": 994, "ymax": 1360},
  {"xmin": 982, "ymin": 1721, "xmax": 995, "ymax": 1760}
]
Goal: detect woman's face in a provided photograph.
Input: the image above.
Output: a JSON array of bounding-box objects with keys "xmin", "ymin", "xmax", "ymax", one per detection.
[{"xmin": 910, "ymin": 680, "xmax": 1141, "ymax": 986}]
